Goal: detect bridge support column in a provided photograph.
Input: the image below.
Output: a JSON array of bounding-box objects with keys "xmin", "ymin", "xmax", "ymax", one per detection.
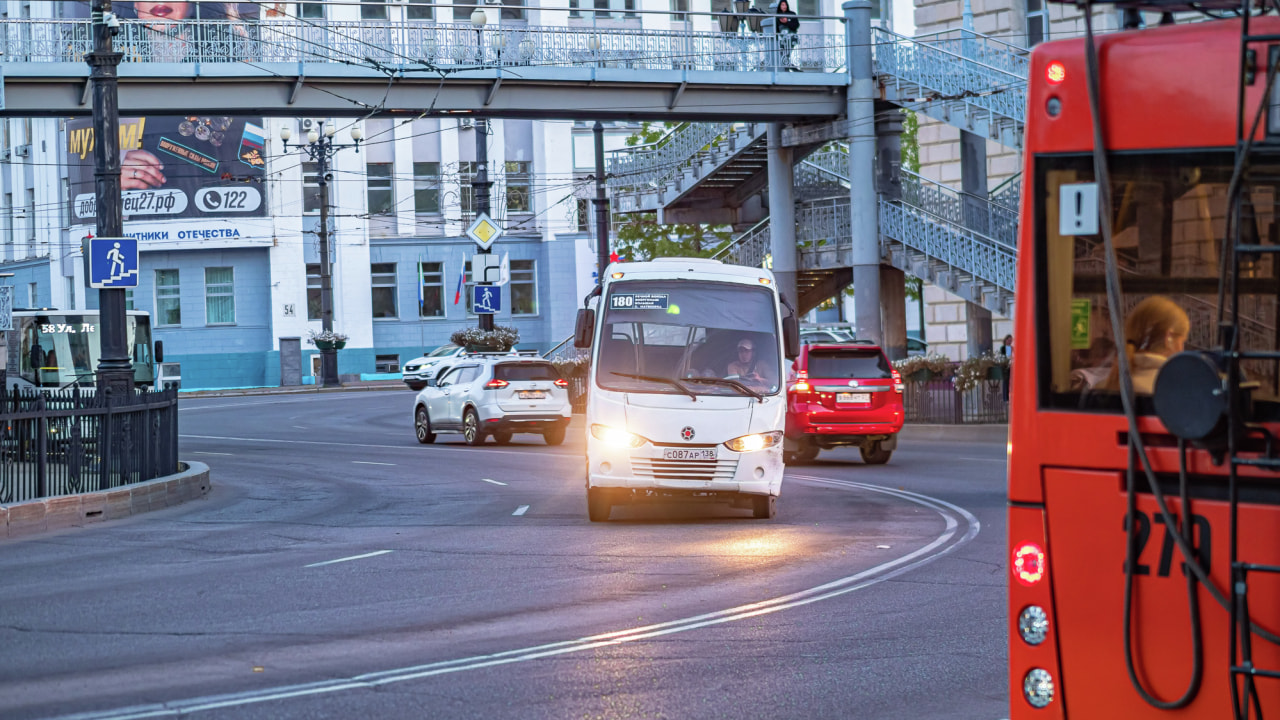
[
  {"xmin": 881, "ymin": 265, "xmax": 907, "ymax": 361},
  {"xmin": 767, "ymin": 124, "xmax": 797, "ymax": 312},
  {"xmin": 960, "ymin": 130, "xmax": 989, "ymax": 234},
  {"xmin": 967, "ymin": 302, "xmax": 994, "ymax": 358},
  {"xmin": 844, "ymin": 0, "xmax": 880, "ymax": 346}
]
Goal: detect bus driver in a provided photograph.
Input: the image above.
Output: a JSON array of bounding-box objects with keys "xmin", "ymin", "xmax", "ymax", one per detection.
[{"xmin": 727, "ymin": 337, "xmax": 777, "ymax": 391}]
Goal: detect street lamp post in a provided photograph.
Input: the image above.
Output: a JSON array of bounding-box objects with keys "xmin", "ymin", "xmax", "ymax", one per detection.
[
  {"xmin": 470, "ymin": 8, "xmax": 495, "ymax": 333},
  {"xmin": 280, "ymin": 120, "xmax": 363, "ymax": 388}
]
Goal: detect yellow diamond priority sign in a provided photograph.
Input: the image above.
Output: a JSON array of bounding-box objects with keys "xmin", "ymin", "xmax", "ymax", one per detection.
[{"xmin": 466, "ymin": 213, "xmax": 504, "ymax": 251}]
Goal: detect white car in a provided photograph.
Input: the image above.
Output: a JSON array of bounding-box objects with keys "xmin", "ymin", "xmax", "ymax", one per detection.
[
  {"xmin": 401, "ymin": 344, "xmax": 467, "ymax": 390},
  {"xmin": 413, "ymin": 354, "xmax": 572, "ymax": 446}
]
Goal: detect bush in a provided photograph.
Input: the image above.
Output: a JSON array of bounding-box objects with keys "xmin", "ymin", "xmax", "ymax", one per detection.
[{"xmin": 450, "ymin": 325, "xmax": 520, "ymax": 352}]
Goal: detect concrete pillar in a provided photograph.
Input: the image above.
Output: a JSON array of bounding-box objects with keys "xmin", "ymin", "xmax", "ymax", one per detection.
[
  {"xmin": 967, "ymin": 302, "xmax": 993, "ymax": 358},
  {"xmin": 845, "ymin": 0, "xmax": 880, "ymax": 346},
  {"xmin": 960, "ymin": 129, "xmax": 988, "ymax": 234},
  {"xmin": 766, "ymin": 123, "xmax": 797, "ymax": 310},
  {"xmin": 881, "ymin": 265, "xmax": 907, "ymax": 361}
]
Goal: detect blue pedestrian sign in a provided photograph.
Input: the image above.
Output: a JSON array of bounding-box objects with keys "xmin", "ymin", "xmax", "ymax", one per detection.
[
  {"xmin": 89, "ymin": 237, "xmax": 139, "ymax": 289},
  {"xmin": 472, "ymin": 284, "xmax": 501, "ymax": 315}
]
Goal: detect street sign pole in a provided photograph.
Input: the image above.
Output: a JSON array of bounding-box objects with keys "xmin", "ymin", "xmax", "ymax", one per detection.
[
  {"xmin": 473, "ymin": 120, "xmax": 495, "ymax": 332},
  {"xmin": 88, "ymin": 0, "xmax": 133, "ymax": 397}
]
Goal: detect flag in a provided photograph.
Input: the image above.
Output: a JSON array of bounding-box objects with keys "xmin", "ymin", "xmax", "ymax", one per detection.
[
  {"xmin": 417, "ymin": 257, "xmax": 424, "ymax": 313},
  {"xmin": 453, "ymin": 251, "xmax": 466, "ymax": 305},
  {"xmin": 498, "ymin": 252, "xmax": 510, "ymax": 286}
]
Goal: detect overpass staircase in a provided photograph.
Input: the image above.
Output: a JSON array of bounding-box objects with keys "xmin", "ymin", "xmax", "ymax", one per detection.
[{"xmin": 605, "ymin": 28, "xmax": 1029, "ymax": 317}]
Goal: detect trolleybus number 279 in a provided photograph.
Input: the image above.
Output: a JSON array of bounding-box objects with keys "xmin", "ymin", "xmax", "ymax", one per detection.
[{"xmin": 1122, "ymin": 510, "xmax": 1211, "ymax": 578}]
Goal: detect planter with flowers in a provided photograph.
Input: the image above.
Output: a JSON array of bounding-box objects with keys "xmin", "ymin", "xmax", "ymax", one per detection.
[
  {"xmin": 451, "ymin": 325, "xmax": 520, "ymax": 353},
  {"xmin": 953, "ymin": 352, "xmax": 1010, "ymax": 392},
  {"xmin": 307, "ymin": 329, "xmax": 349, "ymax": 351},
  {"xmin": 892, "ymin": 353, "xmax": 952, "ymax": 383}
]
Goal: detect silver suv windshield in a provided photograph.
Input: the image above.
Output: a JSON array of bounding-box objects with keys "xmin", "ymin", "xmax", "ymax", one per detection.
[{"xmin": 596, "ymin": 280, "xmax": 781, "ymax": 396}]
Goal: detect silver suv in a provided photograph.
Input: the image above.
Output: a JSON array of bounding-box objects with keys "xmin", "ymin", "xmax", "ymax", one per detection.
[
  {"xmin": 402, "ymin": 344, "xmax": 466, "ymax": 390},
  {"xmin": 413, "ymin": 353, "xmax": 572, "ymax": 446}
]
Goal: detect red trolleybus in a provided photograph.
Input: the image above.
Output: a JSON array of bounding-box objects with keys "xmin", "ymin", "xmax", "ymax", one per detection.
[{"xmin": 1010, "ymin": 2, "xmax": 1280, "ymax": 716}]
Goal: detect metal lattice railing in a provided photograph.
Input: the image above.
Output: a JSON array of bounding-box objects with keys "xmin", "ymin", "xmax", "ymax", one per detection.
[
  {"xmin": 879, "ymin": 200, "xmax": 1016, "ymax": 292},
  {"xmin": 871, "ymin": 26, "xmax": 1028, "ymax": 131},
  {"xmin": 606, "ymin": 122, "xmax": 732, "ymax": 192},
  {"xmin": 0, "ymin": 18, "xmax": 848, "ymax": 72},
  {"xmin": 713, "ymin": 215, "xmax": 771, "ymax": 267},
  {"xmin": 900, "ymin": 169, "xmax": 1017, "ymax": 250}
]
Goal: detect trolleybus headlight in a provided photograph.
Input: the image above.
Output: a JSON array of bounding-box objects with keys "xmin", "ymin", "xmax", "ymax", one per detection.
[
  {"xmin": 1022, "ymin": 668, "xmax": 1055, "ymax": 708},
  {"xmin": 590, "ymin": 424, "xmax": 646, "ymax": 448},
  {"xmin": 1017, "ymin": 605, "xmax": 1049, "ymax": 646},
  {"xmin": 723, "ymin": 431, "xmax": 782, "ymax": 453}
]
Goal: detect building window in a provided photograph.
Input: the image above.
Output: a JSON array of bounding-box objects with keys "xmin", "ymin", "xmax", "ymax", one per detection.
[
  {"xmin": 367, "ymin": 162, "xmax": 394, "ymax": 215},
  {"xmin": 61, "ymin": 178, "xmax": 70, "ymax": 227},
  {"xmin": 576, "ymin": 198, "xmax": 590, "ymax": 232},
  {"xmin": 501, "ymin": 0, "xmax": 526, "ymax": 20},
  {"xmin": 156, "ymin": 270, "xmax": 180, "ymax": 326},
  {"xmin": 371, "ymin": 262, "xmax": 397, "ymax": 319},
  {"xmin": 376, "ymin": 354, "xmax": 400, "ymax": 373},
  {"xmin": 306, "ymin": 263, "xmax": 321, "ymax": 320},
  {"xmin": 25, "ymin": 188, "xmax": 34, "ymax": 242},
  {"xmin": 65, "ymin": 276, "xmax": 76, "ymax": 310},
  {"xmin": 406, "ymin": 0, "xmax": 431, "ymax": 19},
  {"xmin": 299, "ymin": 2, "xmax": 325, "ymax": 19},
  {"xmin": 419, "ymin": 261, "xmax": 445, "ymax": 317},
  {"xmin": 511, "ymin": 259, "xmax": 537, "ymax": 315},
  {"xmin": 360, "ymin": 0, "xmax": 388, "ymax": 20},
  {"xmin": 4, "ymin": 193, "xmax": 12, "ymax": 247},
  {"xmin": 459, "ymin": 161, "xmax": 478, "ymax": 216},
  {"xmin": 414, "ymin": 162, "xmax": 440, "ymax": 214},
  {"xmin": 1026, "ymin": 0, "xmax": 1047, "ymax": 46},
  {"xmin": 303, "ymin": 161, "xmax": 323, "ymax": 214},
  {"xmin": 452, "ymin": 1, "xmax": 471, "ymax": 21},
  {"xmin": 505, "ymin": 161, "xmax": 532, "ymax": 213},
  {"xmin": 670, "ymin": 0, "xmax": 689, "ymax": 22},
  {"xmin": 27, "ymin": 282, "xmax": 36, "ymax": 307},
  {"xmin": 205, "ymin": 267, "xmax": 235, "ymax": 325},
  {"xmin": 125, "ymin": 289, "xmax": 134, "ymax": 311},
  {"xmin": 569, "ymin": 0, "xmax": 581, "ymax": 17}
]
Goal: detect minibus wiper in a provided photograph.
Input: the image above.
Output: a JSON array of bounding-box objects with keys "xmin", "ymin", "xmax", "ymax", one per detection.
[
  {"xmin": 684, "ymin": 376, "xmax": 763, "ymax": 402},
  {"xmin": 609, "ymin": 371, "xmax": 697, "ymax": 400}
]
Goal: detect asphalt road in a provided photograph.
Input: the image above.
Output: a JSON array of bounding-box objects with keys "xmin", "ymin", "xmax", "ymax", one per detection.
[{"xmin": 0, "ymin": 390, "xmax": 1010, "ymax": 720}]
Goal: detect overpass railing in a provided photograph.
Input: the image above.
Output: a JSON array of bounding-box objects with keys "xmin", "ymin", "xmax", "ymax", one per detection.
[{"xmin": 0, "ymin": 17, "xmax": 848, "ymax": 73}]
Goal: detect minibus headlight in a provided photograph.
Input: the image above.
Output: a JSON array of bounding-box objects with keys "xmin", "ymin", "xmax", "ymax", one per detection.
[
  {"xmin": 724, "ymin": 431, "xmax": 783, "ymax": 453},
  {"xmin": 590, "ymin": 424, "xmax": 646, "ymax": 448}
]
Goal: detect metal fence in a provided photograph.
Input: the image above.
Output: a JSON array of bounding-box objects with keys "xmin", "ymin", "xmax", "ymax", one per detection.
[
  {"xmin": 902, "ymin": 378, "xmax": 1008, "ymax": 424},
  {"xmin": 0, "ymin": 386, "xmax": 180, "ymax": 504}
]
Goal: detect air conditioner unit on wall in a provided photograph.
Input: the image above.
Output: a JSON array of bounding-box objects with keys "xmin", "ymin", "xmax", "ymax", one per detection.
[
  {"xmin": 300, "ymin": 118, "xmax": 317, "ymax": 131},
  {"xmin": 459, "ymin": 118, "xmax": 475, "ymax": 129},
  {"xmin": 13, "ymin": 145, "xmax": 30, "ymax": 158}
]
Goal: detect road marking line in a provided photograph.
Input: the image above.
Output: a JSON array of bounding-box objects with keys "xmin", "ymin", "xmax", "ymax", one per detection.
[
  {"xmin": 353, "ymin": 461, "xmax": 396, "ymax": 466},
  {"xmin": 513, "ymin": 505, "xmax": 529, "ymax": 516},
  {"xmin": 292, "ymin": 426, "xmax": 307, "ymax": 430},
  {"xmin": 59, "ymin": 481, "xmax": 978, "ymax": 720},
  {"xmin": 957, "ymin": 457, "xmax": 1008, "ymax": 463},
  {"xmin": 191, "ymin": 451, "xmax": 233, "ymax": 456},
  {"xmin": 305, "ymin": 550, "xmax": 393, "ymax": 568},
  {"xmin": 482, "ymin": 478, "xmax": 507, "ymax": 486},
  {"xmin": 179, "ymin": 434, "xmax": 581, "ymax": 459}
]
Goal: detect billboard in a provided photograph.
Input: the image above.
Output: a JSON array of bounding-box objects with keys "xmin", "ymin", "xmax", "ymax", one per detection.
[
  {"xmin": 59, "ymin": 2, "xmax": 263, "ymax": 22},
  {"xmin": 67, "ymin": 115, "xmax": 269, "ymax": 222}
]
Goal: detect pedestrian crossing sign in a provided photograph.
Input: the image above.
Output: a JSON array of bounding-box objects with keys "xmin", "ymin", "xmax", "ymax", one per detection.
[{"xmin": 89, "ymin": 237, "xmax": 139, "ymax": 289}]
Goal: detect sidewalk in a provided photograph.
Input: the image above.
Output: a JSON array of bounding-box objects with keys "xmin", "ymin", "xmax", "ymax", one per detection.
[{"xmin": 179, "ymin": 379, "xmax": 410, "ymax": 398}]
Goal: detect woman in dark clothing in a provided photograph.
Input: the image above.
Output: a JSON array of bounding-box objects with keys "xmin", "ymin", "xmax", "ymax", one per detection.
[
  {"xmin": 775, "ymin": 0, "xmax": 800, "ymax": 71},
  {"xmin": 1000, "ymin": 334, "xmax": 1013, "ymax": 402}
]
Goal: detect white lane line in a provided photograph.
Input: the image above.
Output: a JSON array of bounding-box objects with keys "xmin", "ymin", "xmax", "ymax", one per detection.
[
  {"xmin": 481, "ymin": 478, "xmax": 507, "ymax": 486},
  {"xmin": 191, "ymin": 451, "xmax": 233, "ymax": 456},
  {"xmin": 292, "ymin": 426, "xmax": 307, "ymax": 430},
  {"xmin": 353, "ymin": 461, "xmax": 396, "ymax": 466},
  {"xmin": 512, "ymin": 505, "xmax": 529, "ymax": 516},
  {"xmin": 179, "ymin": 434, "xmax": 581, "ymax": 459},
  {"xmin": 957, "ymin": 457, "xmax": 1008, "ymax": 463},
  {"xmin": 304, "ymin": 550, "xmax": 393, "ymax": 568},
  {"xmin": 55, "ymin": 480, "xmax": 978, "ymax": 720}
]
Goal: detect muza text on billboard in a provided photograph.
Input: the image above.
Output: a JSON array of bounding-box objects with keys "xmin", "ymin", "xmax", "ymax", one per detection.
[{"xmin": 68, "ymin": 116, "xmax": 268, "ymax": 222}]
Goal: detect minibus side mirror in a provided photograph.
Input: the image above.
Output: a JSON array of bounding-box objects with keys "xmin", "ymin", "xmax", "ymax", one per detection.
[
  {"xmin": 783, "ymin": 315, "xmax": 800, "ymax": 359},
  {"xmin": 574, "ymin": 308, "xmax": 596, "ymax": 349},
  {"xmin": 155, "ymin": 340, "xmax": 164, "ymax": 364}
]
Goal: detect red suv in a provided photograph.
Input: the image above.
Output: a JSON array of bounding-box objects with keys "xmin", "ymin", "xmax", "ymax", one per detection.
[{"xmin": 784, "ymin": 342, "xmax": 905, "ymax": 464}]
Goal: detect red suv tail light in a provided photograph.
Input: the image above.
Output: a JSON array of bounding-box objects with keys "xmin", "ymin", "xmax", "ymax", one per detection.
[
  {"xmin": 554, "ymin": 378, "xmax": 569, "ymax": 388},
  {"xmin": 484, "ymin": 379, "xmax": 509, "ymax": 389},
  {"xmin": 891, "ymin": 368, "xmax": 904, "ymax": 394}
]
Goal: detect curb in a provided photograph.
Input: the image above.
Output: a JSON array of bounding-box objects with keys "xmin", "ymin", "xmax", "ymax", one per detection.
[
  {"xmin": 0, "ymin": 461, "xmax": 211, "ymax": 540},
  {"xmin": 900, "ymin": 423, "xmax": 1009, "ymax": 444},
  {"xmin": 181, "ymin": 383, "xmax": 409, "ymax": 399}
]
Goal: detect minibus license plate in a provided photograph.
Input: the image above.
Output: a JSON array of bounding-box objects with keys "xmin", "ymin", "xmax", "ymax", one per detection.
[
  {"xmin": 663, "ymin": 448, "xmax": 716, "ymax": 461},
  {"xmin": 837, "ymin": 392, "xmax": 871, "ymax": 404},
  {"xmin": 518, "ymin": 390, "xmax": 546, "ymax": 400}
]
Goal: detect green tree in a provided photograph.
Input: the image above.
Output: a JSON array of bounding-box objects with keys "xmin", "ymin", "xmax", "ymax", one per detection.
[
  {"xmin": 612, "ymin": 122, "xmax": 734, "ymax": 261},
  {"xmin": 900, "ymin": 109, "xmax": 920, "ymax": 174}
]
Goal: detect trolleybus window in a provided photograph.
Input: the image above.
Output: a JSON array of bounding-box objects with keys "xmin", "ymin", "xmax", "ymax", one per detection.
[
  {"xmin": 1037, "ymin": 150, "xmax": 1280, "ymax": 412},
  {"xmin": 596, "ymin": 281, "xmax": 781, "ymax": 396}
]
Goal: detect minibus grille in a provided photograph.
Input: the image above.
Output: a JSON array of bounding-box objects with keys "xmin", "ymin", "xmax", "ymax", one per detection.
[{"xmin": 632, "ymin": 457, "xmax": 739, "ymax": 482}]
